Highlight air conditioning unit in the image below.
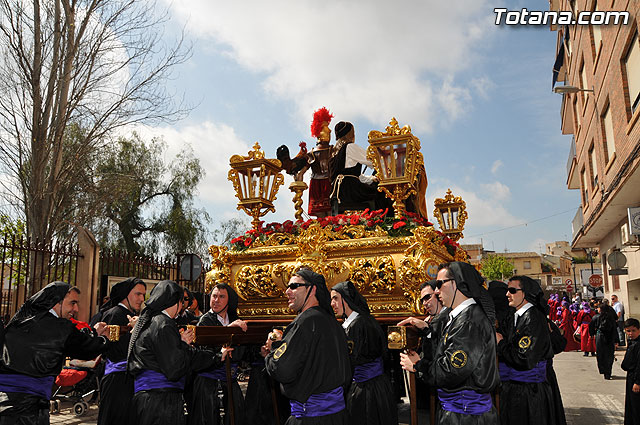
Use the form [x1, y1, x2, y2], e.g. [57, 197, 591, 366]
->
[621, 223, 640, 246]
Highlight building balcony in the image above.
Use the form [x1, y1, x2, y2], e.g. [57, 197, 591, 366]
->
[566, 137, 580, 189]
[571, 207, 584, 246]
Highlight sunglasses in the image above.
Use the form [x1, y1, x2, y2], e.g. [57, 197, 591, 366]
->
[420, 293, 433, 303]
[507, 287, 524, 294]
[435, 278, 455, 289]
[183, 297, 190, 301]
[287, 282, 312, 290]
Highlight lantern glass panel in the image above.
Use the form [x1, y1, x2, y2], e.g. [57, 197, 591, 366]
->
[377, 145, 393, 179]
[394, 143, 407, 178]
[451, 208, 459, 231]
[442, 209, 451, 230]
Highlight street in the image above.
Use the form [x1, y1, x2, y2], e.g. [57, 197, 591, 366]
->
[50, 348, 628, 425]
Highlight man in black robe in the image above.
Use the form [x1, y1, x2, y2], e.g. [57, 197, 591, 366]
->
[590, 302, 619, 380]
[128, 280, 230, 425]
[402, 262, 499, 424]
[622, 318, 640, 425]
[187, 283, 248, 425]
[97, 277, 146, 425]
[265, 269, 351, 425]
[330, 280, 397, 425]
[177, 287, 197, 326]
[0, 281, 111, 425]
[496, 275, 556, 425]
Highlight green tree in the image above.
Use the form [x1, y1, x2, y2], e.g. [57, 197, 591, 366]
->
[89, 133, 210, 257]
[211, 218, 250, 248]
[480, 254, 515, 281]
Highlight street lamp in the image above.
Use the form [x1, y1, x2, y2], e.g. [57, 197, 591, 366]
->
[552, 85, 594, 94]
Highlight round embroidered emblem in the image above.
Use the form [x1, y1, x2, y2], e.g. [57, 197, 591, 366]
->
[450, 350, 467, 368]
[518, 336, 531, 350]
[274, 342, 287, 359]
[347, 340, 354, 355]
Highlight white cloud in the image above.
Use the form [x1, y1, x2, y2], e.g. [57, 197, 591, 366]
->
[527, 238, 547, 254]
[490, 159, 503, 174]
[480, 181, 510, 201]
[166, 0, 495, 132]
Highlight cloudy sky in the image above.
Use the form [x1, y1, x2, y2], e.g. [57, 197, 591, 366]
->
[140, 0, 581, 253]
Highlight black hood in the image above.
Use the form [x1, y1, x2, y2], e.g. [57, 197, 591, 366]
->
[294, 268, 333, 315]
[513, 275, 549, 315]
[331, 281, 370, 316]
[128, 280, 182, 360]
[100, 277, 146, 312]
[448, 262, 495, 323]
[8, 281, 70, 327]
[211, 283, 240, 322]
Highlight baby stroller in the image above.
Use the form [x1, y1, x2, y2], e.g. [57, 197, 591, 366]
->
[50, 356, 102, 416]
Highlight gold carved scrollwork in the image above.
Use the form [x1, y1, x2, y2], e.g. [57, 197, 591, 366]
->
[397, 226, 453, 313]
[348, 257, 396, 294]
[206, 245, 232, 292]
[235, 265, 284, 299]
[367, 117, 412, 139]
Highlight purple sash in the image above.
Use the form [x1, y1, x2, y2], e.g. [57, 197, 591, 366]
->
[437, 389, 493, 415]
[353, 357, 383, 383]
[498, 361, 512, 381]
[198, 364, 238, 382]
[104, 359, 127, 375]
[290, 387, 345, 418]
[0, 373, 55, 399]
[502, 360, 547, 383]
[134, 369, 185, 393]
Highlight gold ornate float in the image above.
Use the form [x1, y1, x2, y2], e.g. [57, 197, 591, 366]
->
[208, 119, 469, 319]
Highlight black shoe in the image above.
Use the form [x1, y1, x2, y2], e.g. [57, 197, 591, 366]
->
[604, 375, 611, 380]
[591, 352, 596, 356]
[583, 352, 589, 356]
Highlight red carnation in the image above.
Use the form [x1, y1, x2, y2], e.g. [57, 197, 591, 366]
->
[393, 221, 407, 230]
[231, 237, 242, 244]
[244, 238, 252, 247]
[350, 216, 360, 225]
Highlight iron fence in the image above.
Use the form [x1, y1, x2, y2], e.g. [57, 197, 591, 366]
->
[0, 235, 81, 324]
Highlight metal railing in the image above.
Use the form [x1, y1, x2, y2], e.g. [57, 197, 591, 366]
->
[571, 207, 584, 244]
[0, 235, 81, 324]
[566, 137, 576, 178]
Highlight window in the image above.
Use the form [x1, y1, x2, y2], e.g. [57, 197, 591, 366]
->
[601, 103, 615, 163]
[580, 60, 589, 107]
[625, 32, 640, 114]
[581, 167, 588, 204]
[524, 261, 531, 269]
[588, 144, 598, 189]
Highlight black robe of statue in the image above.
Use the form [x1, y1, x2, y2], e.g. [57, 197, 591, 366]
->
[185, 311, 246, 425]
[425, 303, 500, 425]
[329, 142, 391, 213]
[128, 314, 220, 425]
[497, 306, 555, 425]
[266, 306, 351, 425]
[343, 314, 397, 425]
[622, 336, 640, 425]
[97, 304, 135, 425]
[0, 312, 109, 425]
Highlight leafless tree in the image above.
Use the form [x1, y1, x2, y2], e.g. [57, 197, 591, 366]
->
[0, 0, 189, 243]
[0, 0, 189, 292]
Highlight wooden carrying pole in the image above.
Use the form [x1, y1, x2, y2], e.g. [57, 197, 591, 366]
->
[225, 355, 236, 425]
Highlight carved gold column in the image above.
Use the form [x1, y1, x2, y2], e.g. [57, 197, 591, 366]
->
[289, 181, 308, 221]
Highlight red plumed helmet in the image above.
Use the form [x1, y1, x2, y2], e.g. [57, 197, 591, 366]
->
[310, 107, 333, 138]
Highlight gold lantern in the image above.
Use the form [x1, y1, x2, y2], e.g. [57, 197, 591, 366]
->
[366, 118, 424, 219]
[433, 189, 468, 241]
[228, 143, 284, 230]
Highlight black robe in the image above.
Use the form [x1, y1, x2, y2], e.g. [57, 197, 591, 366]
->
[98, 304, 136, 425]
[621, 336, 640, 425]
[266, 306, 351, 425]
[425, 303, 499, 425]
[185, 311, 246, 425]
[128, 313, 220, 425]
[0, 311, 109, 424]
[343, 314, 397, 425]
[546, 319, 567, 425]
[591, 309, 619, 378]
[497, 305, 555, 425]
